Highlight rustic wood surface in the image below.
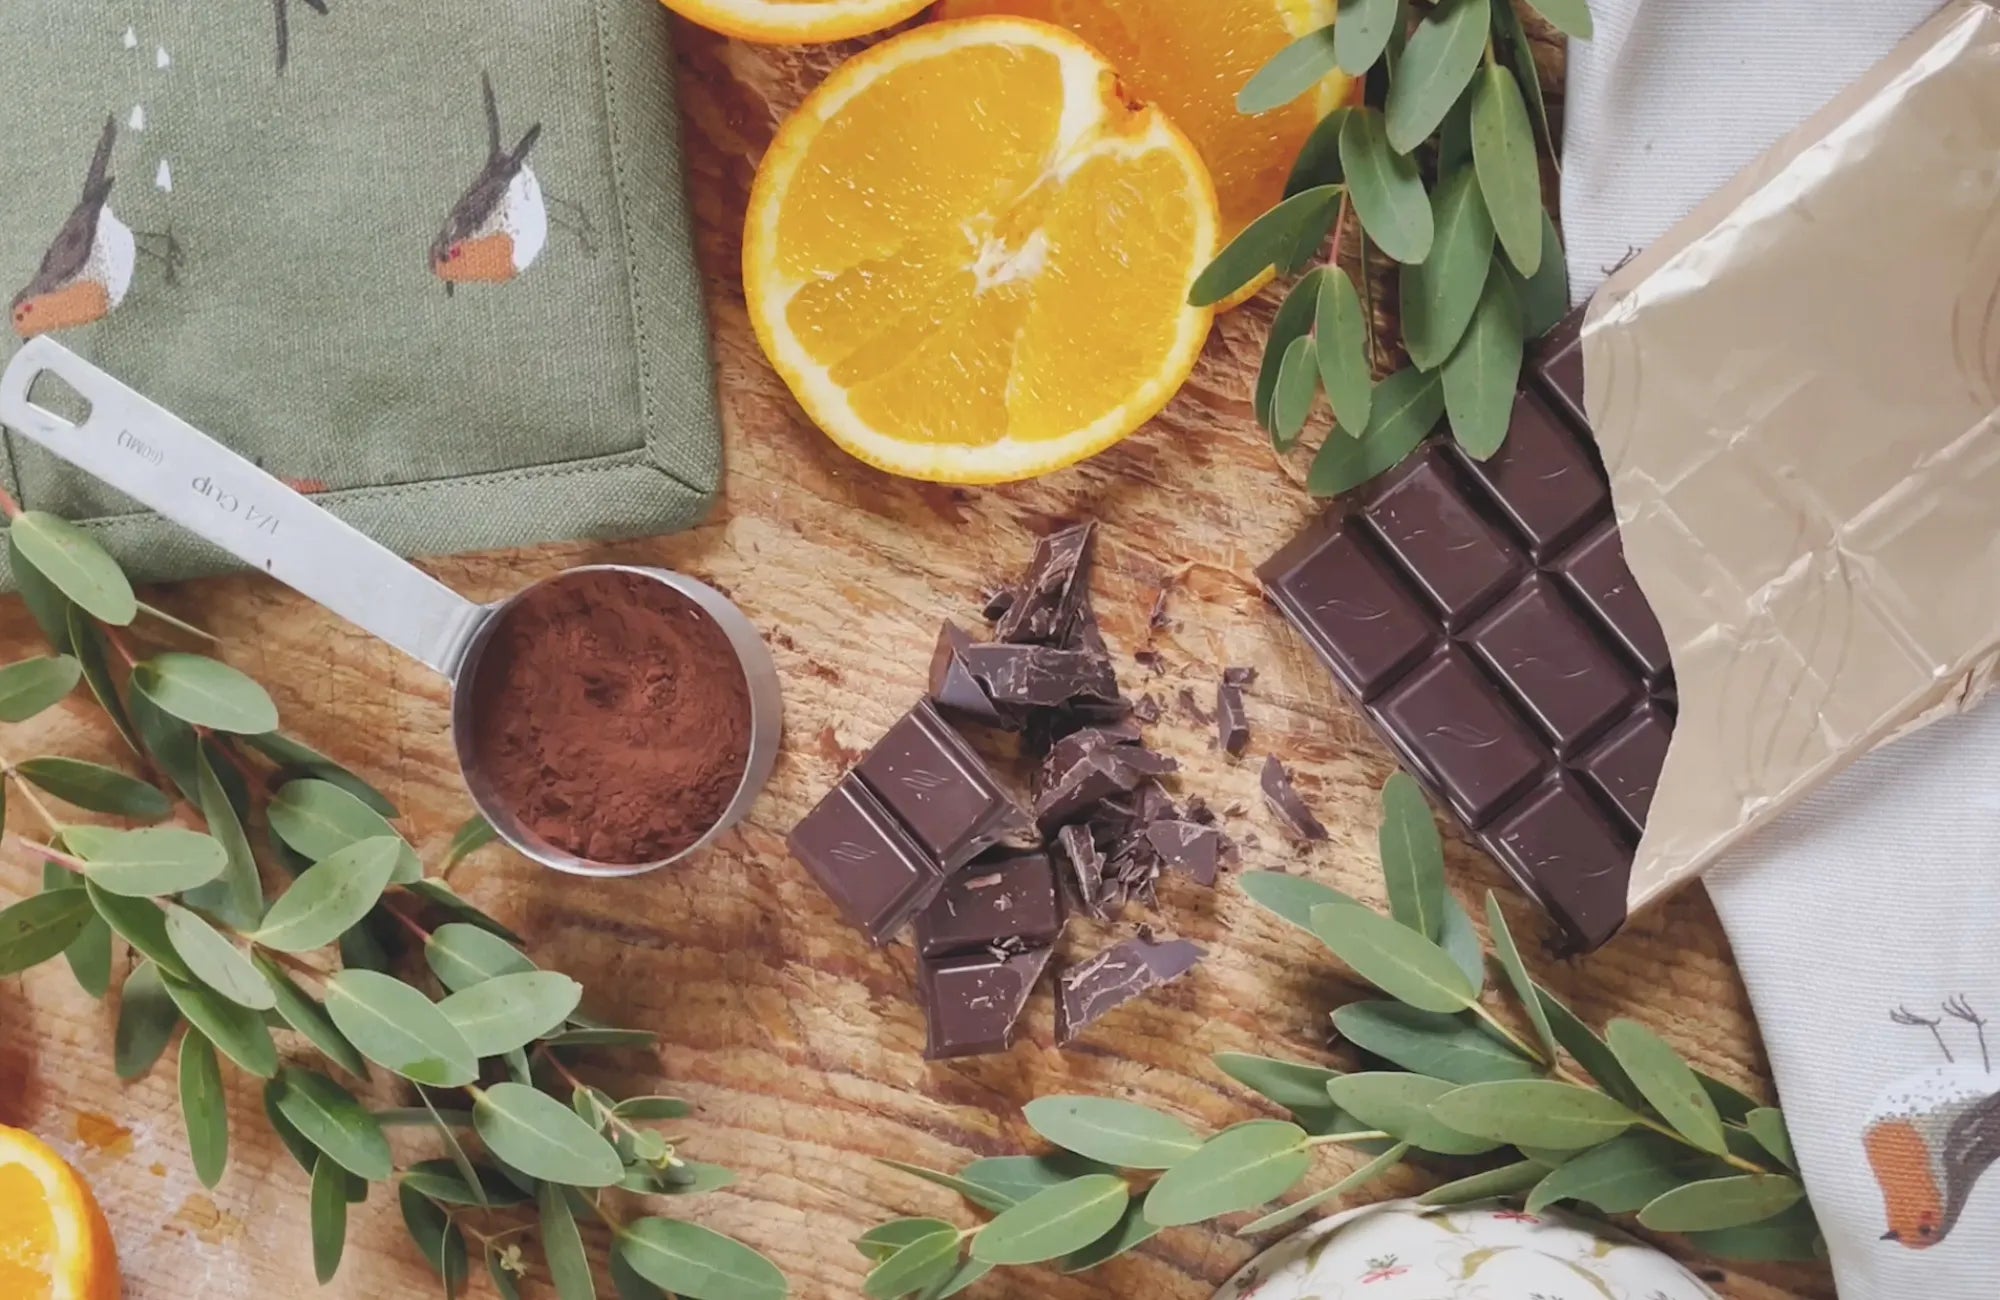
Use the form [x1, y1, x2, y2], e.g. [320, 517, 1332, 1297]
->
[0, 15, 1834, 1300]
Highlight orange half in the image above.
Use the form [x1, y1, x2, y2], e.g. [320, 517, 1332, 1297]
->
[0, 1125, 119, 1300]
[660, 0, 933, 44]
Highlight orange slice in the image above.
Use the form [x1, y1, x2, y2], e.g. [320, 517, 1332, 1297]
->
[938, 0, 1349, 308]
[660, 0, 932, 44]
[744, 18, 1220, 483]
[0, 1125, 119, 1300]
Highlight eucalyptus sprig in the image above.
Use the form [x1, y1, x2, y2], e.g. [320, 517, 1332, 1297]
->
[1197, 0, 1581, 493]
[857, 773, 1822, 1297]
[0, 501, 787, 1300]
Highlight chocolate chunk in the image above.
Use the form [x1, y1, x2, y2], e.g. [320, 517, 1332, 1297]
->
[1133, 693, 1163, 724]
[981, 587, 1016, 622]
[1035, 747, 1178, 831]
[927, 621, 1013, 730]
[856, 701, 1030, 871]
[919, 946, 1052, 1059]
[1260, 756, 1328, 842]
[1144, 820, 1223, 886]
[1454, 389, 1607, 562]
[1055, 935, 1204, 1044]
[1487, 775, 1630, 950]
[1055, 824, 1108, 919]
[1133, 649, 1166, 675]
[1465, 576, 1634, 755]
[1177, 686, 1213, 725]
[1134, 780, 1179, 826]
[1260, 517, 1437, 699]
[961, 643, 1119, 709]
[1216, 676, 1251, 757]
[787, 780, 947, 946]
[1037, 724, 1142, 793]
[914, 848, 1064, 959]
[1529, 306, 1589, 431]
[1184, 795, 1215, 825]
[1064, 587, 1110, 657]
[995, 522, 1095, 645]
[1223, 666, 1258, 688]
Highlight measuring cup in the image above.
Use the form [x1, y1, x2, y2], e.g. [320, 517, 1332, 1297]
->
[0, 337, 783, 878]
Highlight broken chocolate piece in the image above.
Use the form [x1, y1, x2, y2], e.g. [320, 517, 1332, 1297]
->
[1055, 824, 1108, 920]
[914, 848, 1064, 959]
[995, 522, 1095, 645]
[1177, 686, 1213, 725]
[1055, 935, 1205, 1045]
[927, 621, 1013, 730]
[1144, 820, 1224, 887]
[1133, 649, 1166, 676]
[1038, 724, 1142, 793]
[1260, 755, 1329, 842]
[1133, 693, 1163, 724]
[961, 644, 1119, 709]
[1222, 666, 1258, 688]
[856, 700, 1030, 870]
[788, 780, 946, 946]
[1216, 674, 1251, 758]
[1134, 780, 1179, 825]
[1184, 795, 1215, 825]
[1035, 746, 1179, 832]
[980, 587, 1016, 622]
[919, 946, 1052, 1060]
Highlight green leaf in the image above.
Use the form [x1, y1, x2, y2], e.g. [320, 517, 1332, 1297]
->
[1332, 1002, 1538, 1084]
[324, 970, 477, 1086]
[1024, 1096, 1203, 1170]
[1238, 1141, 1409, 1235]
[1314, 268, 1373, 432]
[1437, 891, 1485, 993]
[1523, 0, 1593, 40]
[162, 971, 277, 1076]
[265, 1081, 321, 1173]
[1239, 871, 1360, 931]
[11, 532, 75, 652]
[972, 1174, 1130, 1266]
[1699, 1073, 1763, 1125]
[1470, 65, 1542, 275]
[1509, 210, 1569, 337]
[1309, 902, 1475, 1012]
[539, 1180, 597, 1300]
[163, 904, 273, 1009]
[87, 881, 190, 980]
[242, 732, 399, 817]
[1238, 24, 1340, 114]
[419, 1088, 499, 1209]
[1254, 268, 1329, 427]
[1144, 1121, 1309, 1226]
[931, 1256, 992, 1297]
[178, 1030, 229, 1188]
[125, 685, 200, 801]
[402, 879, 522, 944]
[0, 887, 95, 975]
[858, 1218, 959, 1263]
[9, 511, 136, 624]
[1639, 1174, 1806, 1232]
[1745, 1108, 1797, 1169]
[959, 1153, 1111, 1207]
[1525, 1130, 1713, 1214]
[0, 656, 82, 722]
[1309, 366, 1443, 495]
[1401, 167, 1495, 369]
[473, 1082, 624, 1187]
[439, 971, 582, 1057]
[863, 1229, 959, 1300]
[1442, 269, 1525, 458]
[615, 1096, 693, 1121]
[1335, 0, 1402, 73]
[1270, 333, 1321, 450]
[1384, 0, 1491, 154]
[399, 1183, 469, 1293]
[65, 826, 227, 897]
[1536, 986, 1650, 1111]
[256, 955, 367, 1077]
[130, 653, 278, 734]
[1417, 1159, 1546, 1206]
[42, 862, 111, 998]
[607, 1249, 665, 1300]
[1326, 1073, 1501, 1155]
[1214, 1052, 1343, 1116]
[877, 1159, 1018, 1214]
[1606, 1018, 1727, 1155]
[310, 1155, 349, 1284]
[272, 1065, 394, 1179]
[1285, 108, 1349, 196]
[1430, 1079, 1642, 1148]
[67, 608, 142, 757]
[252, 837, 402, 953]
[181, 748, 264, 930]
[1492, 0, 1557, 161]
[1684, 1200, 1825, 1263]
[1340, 108, 1432, 263]
[540, 1026, 657, 1049]
[1377, 773, 1444, 939]
[16, 757, 170, 820]
[1485, 895, 1559, 1068]
[443, 815, 498, 873]
[1191, 185, 1342, 309]
[268, 780, 418, 880]
[1060, 1191, 1160, 1271]
[617, 1218, 789, 1300]
[114, 959, 181, 1079]
[1437, 79, 1476, 172]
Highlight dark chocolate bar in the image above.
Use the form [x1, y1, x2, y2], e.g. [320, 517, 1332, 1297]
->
[919, 947, 1052, 1059]
[914, 848, 1063, 959]
[1257, 306, 1672, 950]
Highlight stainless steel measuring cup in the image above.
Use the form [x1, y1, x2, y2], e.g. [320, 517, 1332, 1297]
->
[0, 337, 782, 877]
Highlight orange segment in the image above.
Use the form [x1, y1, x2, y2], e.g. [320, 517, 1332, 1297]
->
[659, 0, 933, 44]
[0, 1126, 120, 1300]
[746, 18, 1219, 482]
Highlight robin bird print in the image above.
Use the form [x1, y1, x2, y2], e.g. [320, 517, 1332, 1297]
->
[430, 74, 548, 292]
[1865, 997, 2000, 1249]
[11, 118, 179, 340]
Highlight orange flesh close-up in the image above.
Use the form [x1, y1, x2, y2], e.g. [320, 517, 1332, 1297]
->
[0, 1162, 58, 1299]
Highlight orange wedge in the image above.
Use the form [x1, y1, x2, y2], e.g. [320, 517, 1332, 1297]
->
[938, 0, 1349, 307]
[0, 1125, 119, 1300]
[661, 0, 932, 44]
[744, 18, 1220, 483]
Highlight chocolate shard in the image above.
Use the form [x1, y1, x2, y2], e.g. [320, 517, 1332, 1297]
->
[1216, 676, 1251, 758]
[1134, 779, 1179, 826]
[1055, 935, 1204, 1045]
[1222, 666, 1258, 688]
[1055, 823, 1108, 920]
[1133, 693, 1163, 724]
[1064, 586, 1110, 658]
[914, 848, 1064, 959]
[1177, 686, 1213, 725]
[1037, 724, 1142, 794]
[1144, 820, 1224, 887]
[1035, 747, 1179, 832]
[927, 621, 1015, 731]
[962, 643, 1119, 709]
[787, 780, 947, 946]
[995, 521, 1096, 645]
[1133, 649, 1166, 676]
[1148, 581, 1175, 632]
[1260, 755, 1329, 842]
[1184, 794, 1215, 825]
[855, 700, 1032, 872]
[980, 587, 1017, 623]
[919, 946, 1052, 1060]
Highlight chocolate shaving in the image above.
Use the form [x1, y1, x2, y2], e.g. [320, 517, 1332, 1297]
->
[1147, 582, 1175, 632]
[1216, 675, 1251, 758]
[995, 522, 1095, 645]
[1177, 686, 1213, 725]
[1055, 934, 1205, 1045]
[1035, 746, 1178, 831]
[1133, 693, 1163, 724]
[1133, 649, 1166, 676]
[1260, 755, 1328, 841]
[1223, 666, 1258, 688]
[1055, 824, 1108, 920]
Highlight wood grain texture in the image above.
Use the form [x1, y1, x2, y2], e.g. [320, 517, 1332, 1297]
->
[0, 11, 1832, 1300]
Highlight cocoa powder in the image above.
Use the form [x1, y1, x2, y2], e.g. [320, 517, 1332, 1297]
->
[467, 570, 752, 865]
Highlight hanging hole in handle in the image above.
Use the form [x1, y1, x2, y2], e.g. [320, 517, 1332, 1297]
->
[22, 368, 93, 429]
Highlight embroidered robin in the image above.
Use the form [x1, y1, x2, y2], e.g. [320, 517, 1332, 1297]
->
[430, 74, 548, 291]
[1866, 997, 2000, 1248]
[11, 119, 180, 340]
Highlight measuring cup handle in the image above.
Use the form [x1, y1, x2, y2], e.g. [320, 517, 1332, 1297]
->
[0, 338, 486, 676]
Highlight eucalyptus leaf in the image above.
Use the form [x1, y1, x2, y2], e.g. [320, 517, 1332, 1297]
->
[1326, 1072, 1501, 1155]
[66, 826, 227, 897]
[11, 533, 75, 652]
[243, 732, 399, 817]
[1340, 108, 1432, 263]
[1022, 1095, 1201, 1169]
[255, 955, 367, 1076]
[1437, 84, 1476, 173]
[1470, 66, 1543, 279]
[1401, 167, 1495, 370]
[1335, 0, 1401, 74]
[264, 1082, 321, 1174]
[1309, 902, 1475, 1013]
[1699, 1073, 1763, 1125]
[1309, 366, 1442, 496]
[1191, 186, 1342, 309]
[972, 1174, 1131, 1266]
[1214, 1052, 1343, 1116]
[402, 879, 523, 944]
[0, 656, 82, 722]
[114, 959, 181, 1079]
[858, 1218, 959, 1262]
[1060, 1191, 1160, 1271]
[863, 1229, 959, 1300]
[399, 1184, 469, 1293]
[1314, 268, 1372, 431]
[439, 971, 582, 1057]
[126, 685, 201, 801]
[68, 617, 142, 768]
[1144, 1120, 1309, 1227]
[538, 1180, 597, 1300]
[1417, 1159, 1546, 1206]
[1271, 333, 1321, 450]
[1285, 108, 1349, 196]
[1536, 985, 1650, 1112]
[878, 1159, 1017, 1214]
[421, 1087, 498, 1210]
[960, 1153, 1111, 1207]
[615, 1096, 693, 1120]
[1239, 871, 1360, 931]
[1437, 891, 1485, 993]
[443, 815, 498, 874]
[1383, 0, 1491, 154]
[130, 653, 279, 733]
[178, 1030, 229, 1188]
[181, 748, 264, 930]
[16, 757, 170, 819]
[163, 904, 274, 1010]
[311, 1155, 349, 1283]
[0, 887, 95, 975]
[1254, 269, 1328, 428]
[324, 969, 477, 1086]
[1492, 0, 1557, 161]
[272, 1065, 394, 1179]
[1639, 1174, 1805, 1232]
[1684, 1200, 1825, 1263]
[161, 972, 278, 1076]
[617, 1217, 789, 1300]
[1606, 1018, 1727, 1154]
[1378, 773, 1444, 939]
[1238, 1141, 1409, 1235]
[932, 1257, 993, 1298]
[1746, 1108, 1797, 1170]
[608, 1250, 666, 1300]
[1525, 1130, 1712, 1214]
[1485, 894, 1560, 1068]
[1238, 24, 1339, 115]
[1524, 0, 1593, 39]
[253, 837, 403, 952]
[1510, 210, 1569, 337]
[474, 1082, 624, 1187]
[541, 1026, 657, 1049]
[1332, 1002, 1538, 1084]
[87, 881, 191, 980]
[268, 780, 418, 880]
[9, 511, 136, 624]
[42, 862, 110, 998]
[1441, 270, 1525, 459]
[1430, 1079, 1641, 1148]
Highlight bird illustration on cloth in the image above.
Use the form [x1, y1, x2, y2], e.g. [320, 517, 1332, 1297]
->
[1865, 997, 2000, 1249]
[11, 118, 181, 339]
[430, 74, 549, 291]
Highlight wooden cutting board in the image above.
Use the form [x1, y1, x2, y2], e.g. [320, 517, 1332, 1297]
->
[0, 16, 1833, 1300]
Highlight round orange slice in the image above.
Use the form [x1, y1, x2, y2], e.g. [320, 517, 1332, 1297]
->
[660, 0, 932, 44]
[744, 18, 1220, 483]
[0, 1125, 119, 1300]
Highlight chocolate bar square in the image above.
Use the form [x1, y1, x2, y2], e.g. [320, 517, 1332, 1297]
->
[787, 780, 944, 946]
[914, 848, 1063, 959]
[856, 700, 1024, 872]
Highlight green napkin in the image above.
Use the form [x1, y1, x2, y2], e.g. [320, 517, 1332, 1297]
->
[0, 0, 719, 585]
